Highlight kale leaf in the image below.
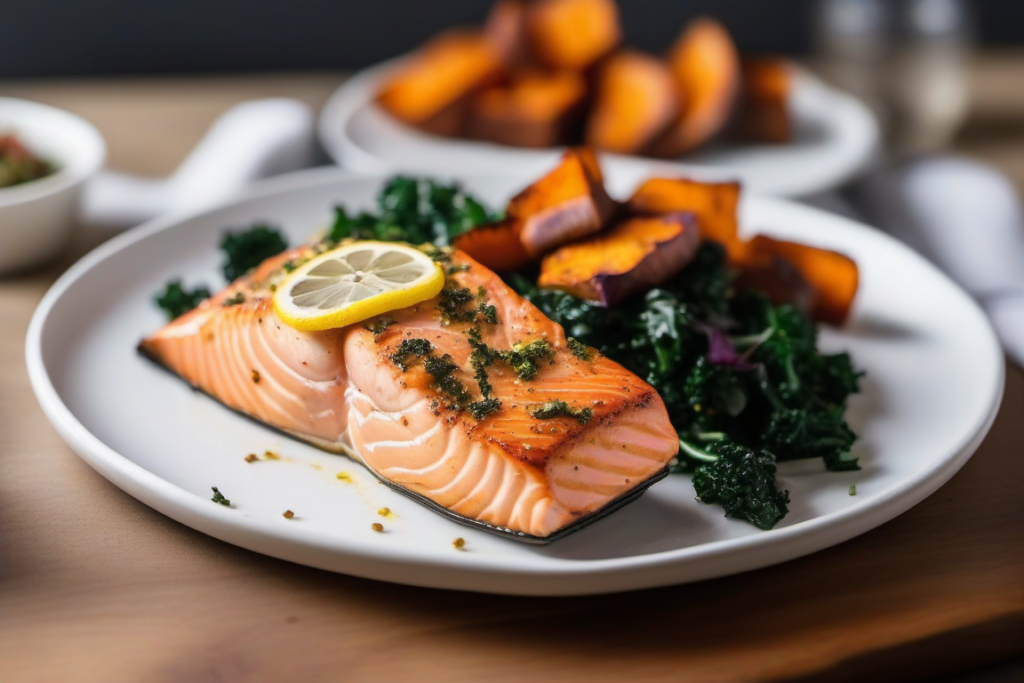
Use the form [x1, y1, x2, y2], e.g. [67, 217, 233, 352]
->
[220, 224, 288, 282]
[327, 176, 493, 246]
[690, 441, 790, 530]
[154, 280, 211, 320]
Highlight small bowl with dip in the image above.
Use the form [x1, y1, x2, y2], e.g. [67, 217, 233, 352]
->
[0, 97, 105, 273]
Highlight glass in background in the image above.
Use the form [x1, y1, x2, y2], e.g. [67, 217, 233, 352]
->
[814, 0, 974, 153]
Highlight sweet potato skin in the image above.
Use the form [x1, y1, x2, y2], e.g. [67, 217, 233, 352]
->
[732, 57, 791, 143]
[376, 30, 503, 137]
[467, 69, 588, 148]
[538, 212, 700, 305]
[648, 18, 740, 157]
[509, 147, 616, 257]
[526, 0, 622, 70]
[733, 249, 816, 316]
[739, 235, 858, 325]
[451, 218, 532, 272]
[585, 50, 680, 155]
[627, 177, 857, 323]
[626, 177, 744, 258]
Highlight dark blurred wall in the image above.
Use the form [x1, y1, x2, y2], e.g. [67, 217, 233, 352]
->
[0, 0, 1021, 79]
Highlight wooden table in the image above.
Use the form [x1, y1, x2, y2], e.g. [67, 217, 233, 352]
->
[2, 60, 1023, 682]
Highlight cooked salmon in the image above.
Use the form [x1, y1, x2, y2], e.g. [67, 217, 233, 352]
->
[140, 246, 679, 540]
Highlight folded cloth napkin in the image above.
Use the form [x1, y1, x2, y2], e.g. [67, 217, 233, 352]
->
[848, 154, 1024, 368]
[82, 98, 316, 229]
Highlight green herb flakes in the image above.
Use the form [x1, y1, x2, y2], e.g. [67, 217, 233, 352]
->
[477, 301, 498, 325]
[364, 317, 397, 337]
[468, 398, 502, 420]
[530, 400, 593, 424]
[437, 284, 477, 323]
[566, 337, 593, 361]
[390, 338, 433, 371]
[423, 354, 473, 408]
[499, 339, 554, 382]
[211, 487, 231, 506]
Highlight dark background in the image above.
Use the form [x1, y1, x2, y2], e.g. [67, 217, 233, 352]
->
[1, 0, 1022, 79]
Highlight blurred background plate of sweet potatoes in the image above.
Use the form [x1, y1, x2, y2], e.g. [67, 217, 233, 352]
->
[318, 0, 880, 198]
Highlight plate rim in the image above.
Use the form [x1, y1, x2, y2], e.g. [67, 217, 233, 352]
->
[26, 167, 1005, 595]
[317, 58, 880, 198]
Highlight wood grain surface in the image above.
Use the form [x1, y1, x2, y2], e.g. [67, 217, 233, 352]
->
[1, 59, 1023, 683]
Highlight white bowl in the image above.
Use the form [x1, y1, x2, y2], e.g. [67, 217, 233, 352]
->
[0, 97, 105, 273]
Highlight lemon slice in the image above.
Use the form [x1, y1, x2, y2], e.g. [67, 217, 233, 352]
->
[273, 242, 444, 331]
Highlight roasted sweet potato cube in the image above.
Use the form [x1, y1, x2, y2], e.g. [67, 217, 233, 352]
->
[740, 235, 859, 325]
[733, 249, 816, 316]
[626, 177, 744, 258]
[467, 69, 588, 148]
[508, 147, 616, 257]
[526, 0, 621, 70]
[585, 50, 680, 155]
[484, 0, 531, 66]
[732, 57, 791, 143]
[538, 213, 701, 306]
[575, 143, 605, 184]
[376, 30, 503, 137]
[451, 218, 532, 272]
[648, 18, 740, 157]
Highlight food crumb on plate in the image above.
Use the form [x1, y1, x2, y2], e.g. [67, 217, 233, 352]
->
[452, 537, 466, 550]
[211, 486, 231, 506]
[244, 453, 258, 463]
[849, 484, 857, 496]
[283, 509, 295, 519]
[371, 522, 384, 533]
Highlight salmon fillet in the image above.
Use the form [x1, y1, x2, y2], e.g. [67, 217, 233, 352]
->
[140, 245, 679, 540]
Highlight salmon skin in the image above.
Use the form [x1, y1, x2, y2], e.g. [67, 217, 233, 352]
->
[140, 244, 680, 541]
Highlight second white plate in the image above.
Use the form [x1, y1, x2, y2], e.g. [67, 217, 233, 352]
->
[318, 59, 880, 198]
[27, 168, 1001, 596]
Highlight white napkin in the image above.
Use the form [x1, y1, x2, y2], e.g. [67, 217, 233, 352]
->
[82, 98, 316, 228]
[850, 154, 1024, 368]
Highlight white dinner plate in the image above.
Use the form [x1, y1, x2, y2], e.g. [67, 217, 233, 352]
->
[318, 58, 880, 198]
[27, 167, 1002, 596]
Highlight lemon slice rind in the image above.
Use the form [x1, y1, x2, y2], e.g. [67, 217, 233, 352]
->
[272, 242, 444, 331]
